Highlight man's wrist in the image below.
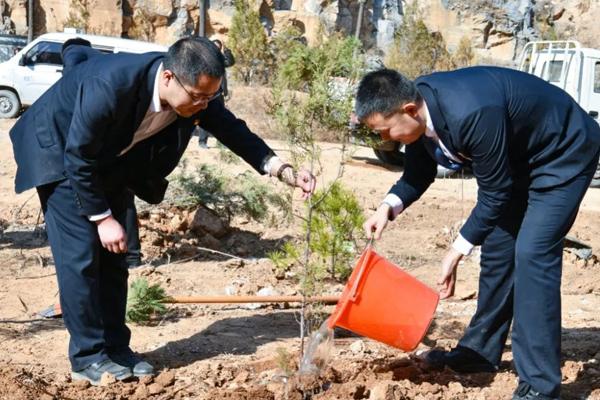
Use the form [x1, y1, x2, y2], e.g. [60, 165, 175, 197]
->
[379, 202, 393, 220]
[452, 234, 474, 256]
[88, 209, 112, 222]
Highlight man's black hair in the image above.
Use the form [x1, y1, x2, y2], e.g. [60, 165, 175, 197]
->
[163, 36, 225, 86]
[355, 68, 422, 121]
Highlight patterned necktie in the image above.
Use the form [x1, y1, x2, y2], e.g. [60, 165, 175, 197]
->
[421, 136, 464, 171]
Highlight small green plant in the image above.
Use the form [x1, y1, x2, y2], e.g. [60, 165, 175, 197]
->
[309, 182, 365, 280]
[126, 278, 168, 324]
[216, 142, 242, 165]
[275, 347, 294, 377]
[228, 0, 270, 84]
[175, 164, 290, 223]
[268, 182, 364, 281]
[268, 241, 300, 274]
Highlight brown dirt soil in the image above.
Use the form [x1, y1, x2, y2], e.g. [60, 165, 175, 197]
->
[1, 86, 600, 399]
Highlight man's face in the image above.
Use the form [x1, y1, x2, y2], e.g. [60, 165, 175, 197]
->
[161, 70, 222, 117]
[363, 103, 425, 145]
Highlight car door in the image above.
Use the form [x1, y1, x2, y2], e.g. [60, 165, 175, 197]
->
[14, 40, 64, 106]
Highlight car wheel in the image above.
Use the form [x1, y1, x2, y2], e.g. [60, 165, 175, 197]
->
[373, 143, 404, 166]
[437, 165, 457, 178]
[590, 163, 600, 188]
[0, 89, 21, 119]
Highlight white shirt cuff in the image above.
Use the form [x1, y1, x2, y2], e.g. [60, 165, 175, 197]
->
[452, 233, 474, 256]
[88, 210, 112, 221]
[382, 193, 404, 219]
[263, 156, 281, 175]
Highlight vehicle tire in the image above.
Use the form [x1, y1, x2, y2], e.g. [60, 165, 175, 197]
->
[590, 163, 600, 188]
[373, 143, 404, 166]
[437, 165, 457, 178]
[0, 89, 21, 119]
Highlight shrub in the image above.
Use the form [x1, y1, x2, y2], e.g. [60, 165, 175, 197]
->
[174, 164, 289, 223]
[126, 278, 168, 324]
[228, 0, 270, 84]
[385, 3, 454, 79]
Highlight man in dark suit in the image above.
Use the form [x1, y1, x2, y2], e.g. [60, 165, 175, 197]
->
[357, 67, 600, 400]
[10, 37, 315, 385]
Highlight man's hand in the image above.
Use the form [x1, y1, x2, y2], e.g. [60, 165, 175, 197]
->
[279, 166, 316, 199]
[363, 203, 391, 240]
[96, 215, 127, 254]
[438, 247, 463, 299]
[294, 168, 316, 199]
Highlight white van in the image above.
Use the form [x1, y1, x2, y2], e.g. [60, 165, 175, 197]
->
[0, 32, 167, 118]
[518, 40, 600, 187]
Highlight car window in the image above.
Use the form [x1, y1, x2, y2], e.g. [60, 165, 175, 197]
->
[24, 41, 63, 66]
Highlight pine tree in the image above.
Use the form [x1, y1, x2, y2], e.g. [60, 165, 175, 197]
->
[228, 0, 270, 84]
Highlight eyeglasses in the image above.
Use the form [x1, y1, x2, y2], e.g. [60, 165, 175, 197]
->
[172, 73, 222, 105]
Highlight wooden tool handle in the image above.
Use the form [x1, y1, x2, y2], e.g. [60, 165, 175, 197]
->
[165, 295, 340, 304]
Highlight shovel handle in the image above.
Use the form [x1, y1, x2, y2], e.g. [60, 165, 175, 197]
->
[165, 295, 340, 304]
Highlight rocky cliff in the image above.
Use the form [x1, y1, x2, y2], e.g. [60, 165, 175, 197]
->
[2, 0, 600, 64]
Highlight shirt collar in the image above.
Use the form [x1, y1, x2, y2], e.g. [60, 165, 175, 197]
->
[422, 101, 437, 139]
[150, 63, 165, 113]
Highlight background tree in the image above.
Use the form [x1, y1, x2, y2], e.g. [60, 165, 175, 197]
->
[228, 0, 270, 84]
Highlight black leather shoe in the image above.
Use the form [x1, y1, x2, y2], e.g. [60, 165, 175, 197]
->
[425, 345, 498, 373]
[512, 382, 558, 400]
[71, 359, 132, 386]
[109, 348, 154, 377]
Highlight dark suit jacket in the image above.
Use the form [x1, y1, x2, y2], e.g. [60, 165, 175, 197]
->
[10, 43, 274, 215]
[388, 66, 600, 246]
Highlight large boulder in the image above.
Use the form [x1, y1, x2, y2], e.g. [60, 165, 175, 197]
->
[188, 206, 229, 238]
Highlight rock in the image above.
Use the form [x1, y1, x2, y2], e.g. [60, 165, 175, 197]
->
[72, 379, 91, 389]
[99, 372, 117, 386]
[392, 365, 419, 381]
[139, 375, 154, 385]
[368, 380, 397, 400]
[199, 233, 222, 250]
[222, 258, 245, 269]
[420, 382, 441, 395]
[349, 339, 366, 354]
[189, 206, 229, 238]
[155, 369, 176, 387]
[40, 394, 53, 400]
[169, 214, 188, 232]
[133, 384, 150, 399]
[448, 381, 464, 394]
[587, 367, 600, 377]
[45, 386, 59, 395]
[256, 286, 277, 296]
[148, 382, 164, 394]
[233, 370, 250, 383]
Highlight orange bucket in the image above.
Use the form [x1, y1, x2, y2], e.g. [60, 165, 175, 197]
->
[328, 246, 439, 351]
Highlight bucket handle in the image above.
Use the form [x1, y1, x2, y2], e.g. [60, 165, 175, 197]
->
[349, 238, 374, 302]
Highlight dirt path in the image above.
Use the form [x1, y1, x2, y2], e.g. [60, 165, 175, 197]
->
[1, 105, 599, 399]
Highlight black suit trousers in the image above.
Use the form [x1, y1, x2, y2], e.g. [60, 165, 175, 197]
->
[37, 179, 132, 371]
[458, 151, 599, 397]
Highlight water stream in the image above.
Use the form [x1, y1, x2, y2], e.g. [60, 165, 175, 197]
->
[298, 318, 334, 375]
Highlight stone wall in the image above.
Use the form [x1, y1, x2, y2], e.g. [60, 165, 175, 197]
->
[3, 0, 600, 65]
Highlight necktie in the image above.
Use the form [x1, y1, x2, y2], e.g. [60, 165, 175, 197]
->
[421, 136, 464, 171]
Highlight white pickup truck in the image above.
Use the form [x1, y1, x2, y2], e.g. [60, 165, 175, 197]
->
[0, 32, 166, 119]
[518, 40, 600, 187]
